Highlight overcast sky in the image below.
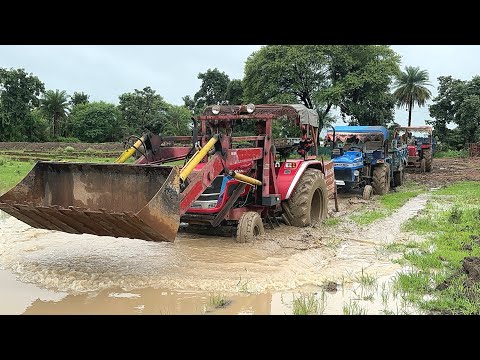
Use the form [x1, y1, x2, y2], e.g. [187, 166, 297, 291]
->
[1, 45, 479, 128]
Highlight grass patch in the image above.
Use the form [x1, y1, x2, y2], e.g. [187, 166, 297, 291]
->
[354, 268, 378, 288]
[0, 157, 138, 195]
[292, 292, 325, 315]
[380, 190, 425, 211]
[324, 218, 340, 227]
[435, 181, 480, 205]
[0, 159, 35, 195]
[394, 181, 480, 314]
[342, 300, 368, 315]
[351, 185, 426, 225]
[350, 210, 385, 225]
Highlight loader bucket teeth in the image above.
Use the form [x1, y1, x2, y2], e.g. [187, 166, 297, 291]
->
[0, 161, 181, 242]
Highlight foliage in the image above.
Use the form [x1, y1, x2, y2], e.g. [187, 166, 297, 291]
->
[162, 104, 192, 136]
[118, 86, 169, 135]
[0, 68, 45, 141]
[55, 136, 81, 143]
[393, 66, 432, 127]
[40, 89, 70, 137]
[243, 45, 400, 129]
[30, 108, 51, 141]
[429, 75, 480, 147]
[193, 68, 230, 111]
[184, 69, 245, 116]
[434, 149, 468, 158]
[64, 146, 75, 153]
[69, 102, 124, 142]
[70, 91, 90, 106]
[225, 79, 244, 105]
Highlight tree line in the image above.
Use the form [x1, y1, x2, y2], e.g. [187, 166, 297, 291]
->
[1, 45, 479, 148]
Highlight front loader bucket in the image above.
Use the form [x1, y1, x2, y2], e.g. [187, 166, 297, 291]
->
[0, 161, 180, 242]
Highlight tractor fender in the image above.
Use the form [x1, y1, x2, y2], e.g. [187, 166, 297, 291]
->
[277, 160, 327, 200]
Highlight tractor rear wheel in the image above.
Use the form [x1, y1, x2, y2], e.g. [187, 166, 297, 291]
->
[420, 158, 426, 173]
[282, 169, 328, 227]
[372, 163, 390, 195]
[393, 168, 404, 186]
[424, 149, 433, 172]
[236, 211, 264, 243]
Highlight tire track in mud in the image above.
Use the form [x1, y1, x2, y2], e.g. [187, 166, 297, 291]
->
[316, 193, 430, 283]
[0, 193, 430, 296]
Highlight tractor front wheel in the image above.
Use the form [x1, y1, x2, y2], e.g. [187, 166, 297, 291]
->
[393, 168, 404, 186]
[372, 163, 390, 195]
[363, 185, 373, 200]
[236, 211, 264, 243]
[282, 169, 328, 227]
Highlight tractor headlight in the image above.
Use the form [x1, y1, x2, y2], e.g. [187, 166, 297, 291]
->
[212, 105, 220, 115]
[354, 170, 360, 177]
[246, 103, 255, 113]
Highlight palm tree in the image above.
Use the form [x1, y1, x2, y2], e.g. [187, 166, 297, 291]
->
[393, 66, 432, 126]
[41, 89, 70, 137]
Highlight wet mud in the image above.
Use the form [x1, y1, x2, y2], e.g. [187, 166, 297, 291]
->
[1, 156, 479, 314]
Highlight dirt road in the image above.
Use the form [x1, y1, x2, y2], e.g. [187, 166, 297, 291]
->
[0, 156, 478, 314]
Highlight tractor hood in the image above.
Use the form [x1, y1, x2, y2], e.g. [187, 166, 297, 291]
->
[333, 151, 363, 167]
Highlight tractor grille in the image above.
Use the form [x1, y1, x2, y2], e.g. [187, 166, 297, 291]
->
[334, 169, 353, 182]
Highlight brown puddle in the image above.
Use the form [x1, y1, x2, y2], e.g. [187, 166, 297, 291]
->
[0, 194, 429, 315]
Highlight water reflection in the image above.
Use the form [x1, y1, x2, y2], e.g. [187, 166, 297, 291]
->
[24, 287, 274, 315]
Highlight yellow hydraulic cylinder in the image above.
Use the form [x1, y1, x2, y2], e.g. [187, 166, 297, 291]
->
[228, 170, 262, 186]
[179, 135, 219, 181]
[115, 136, 146, 164]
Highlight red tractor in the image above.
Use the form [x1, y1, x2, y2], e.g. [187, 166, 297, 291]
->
[393, 126, 435, 172]
[0, 104, 336, 243]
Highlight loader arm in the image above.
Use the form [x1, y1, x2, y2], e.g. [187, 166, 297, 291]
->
[179, 153, 226, 215]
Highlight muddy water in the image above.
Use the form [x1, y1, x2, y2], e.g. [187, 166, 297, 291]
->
[0, 195, 429, 315]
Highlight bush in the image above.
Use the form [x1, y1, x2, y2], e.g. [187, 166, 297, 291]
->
[85, 147, 96, 154]
[64, 146, 75, 154]
[434, 149, 468, 158]
[56, 136, 81, 143]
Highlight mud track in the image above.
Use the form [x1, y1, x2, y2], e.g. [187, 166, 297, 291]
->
[0, 156, 479, 314]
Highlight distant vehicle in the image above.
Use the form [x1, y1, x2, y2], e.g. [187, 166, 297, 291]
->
[326, 126, 408, 199]
[393, 126, 435, 172]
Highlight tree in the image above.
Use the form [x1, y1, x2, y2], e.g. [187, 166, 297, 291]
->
[184, 68, 236, 115]
[69, 102, 124, 142]
[182, 95, 196, 113]
[243, 45, 400, 129]
[429, 75, 480, 147]
[70, 91, 90, 106]
[0, 68, 44, 141]
[118, 86, 169, 135]
[225, 79, 244, 105]
[428, 76, 463, 140]
[40, 89, 70, 137]
[162, 105, 192, 136]
[30, 109, 51, 142]
[393, 66, 432, 127]
[194, 68, 230, 109]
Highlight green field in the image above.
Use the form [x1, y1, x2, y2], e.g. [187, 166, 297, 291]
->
[394, 181, 480, 314]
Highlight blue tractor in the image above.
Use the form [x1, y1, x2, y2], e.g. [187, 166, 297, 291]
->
[325, 126, 408, 200]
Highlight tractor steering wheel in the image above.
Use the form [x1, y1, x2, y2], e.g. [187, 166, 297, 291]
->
[348, 146, 363, 152]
